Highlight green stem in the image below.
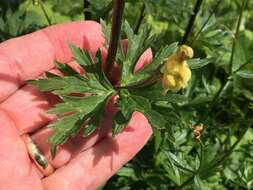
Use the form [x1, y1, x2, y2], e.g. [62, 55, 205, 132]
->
[105, 0, 125, 78]
[190, 0, 222, 45]
[207, 128, 248, 171]
[181, 0, 203, 45]
[84, 0, 91, 20]
[232, 57, 253, 74]
[174, 163, 195, 174]
[210, 0, 247, 106]
[178, 175, 194, 189]
[134, 2, 145, 34]
[209, 78, 229, 107]
[38, 0, 52, 25]
[228, 0, 247, 75]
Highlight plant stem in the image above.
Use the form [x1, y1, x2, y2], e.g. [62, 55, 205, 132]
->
[38, 0, 52, 25]
[233, 57, 253, 73]
[228, 0, 247, 75]
[84, 0, 91, 20]
[190, 0, 222, 45]
[134, 2, 145, 34]
[209, 79, 229, 107]
[210, 0, 247, 106]
[206, 127, 248, 172]
[105, 0, 125, 78]
[181, 0, 203, 45]
[178, 176, 194, 189]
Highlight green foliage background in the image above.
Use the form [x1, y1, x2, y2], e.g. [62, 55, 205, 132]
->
[1, 0, 253, 189]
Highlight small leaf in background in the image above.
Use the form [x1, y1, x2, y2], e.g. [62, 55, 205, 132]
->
[236, 71, 253, 79]
[117, 166, 137, 179]
[193, 175, 207, 190]
[188, 58, 212, 69]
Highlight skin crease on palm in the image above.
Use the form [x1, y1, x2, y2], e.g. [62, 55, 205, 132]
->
[0, 21, 153, 190]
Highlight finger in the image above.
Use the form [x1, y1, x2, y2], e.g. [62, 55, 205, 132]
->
[0, 84, 55, 133]
[0, 41, 152, 133]
[0, 21, 104, 102]
[42, 112, 152, 190]
[0, 69, 115, 169]
[0, 36, 153, 133]
[134, 48, 153, 73]
[0, 109, 43, 190]
[0, 40, 153, 173]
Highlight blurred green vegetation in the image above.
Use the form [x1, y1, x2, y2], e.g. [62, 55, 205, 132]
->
[1, 0, 253, 189]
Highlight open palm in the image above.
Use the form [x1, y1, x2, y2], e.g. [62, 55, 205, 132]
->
[0, 21, 152, 190]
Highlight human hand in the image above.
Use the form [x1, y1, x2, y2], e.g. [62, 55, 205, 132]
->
[0, 21, 152, 190]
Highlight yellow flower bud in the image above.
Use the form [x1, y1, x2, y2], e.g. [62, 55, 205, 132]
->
[162, 45, 193, 93]
[177, 45, 194, 61]
[163, 74, 176, 92]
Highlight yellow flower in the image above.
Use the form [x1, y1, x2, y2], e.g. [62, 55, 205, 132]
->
[162, 45, 193, 93]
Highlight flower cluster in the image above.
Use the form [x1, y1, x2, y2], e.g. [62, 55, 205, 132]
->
[162, 45, 193, 93]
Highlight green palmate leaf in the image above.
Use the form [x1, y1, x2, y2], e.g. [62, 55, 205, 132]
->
[48, 95, 109, 115]
[83, 97, 107, 137]
[112, 111, 129, 137]
[48, 113, 82, 158]
[28, 76, 70, 92]
[94, 50, 113, 90]
[119, 21, 156, 85]
[145, 109, 166, 130]
[198, 142, 221, 173]
[188, 58, 213, 69]
[157, 151, 182, 186]
[29, 46, 112, 96]
[117, 22, 178, 88]
[68, 43, 94, 68]
[48, 93, 112, 158]
[68, 44, 98, 79]
[28, 43, 115, 158]
[167, 152, 195, 174]
[54, 60, 79, 76]
[69, 44, 112, 90]
[118, 89, 166, 130]
[28, 75, 102, 95]
[130, 83, 188, 104]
